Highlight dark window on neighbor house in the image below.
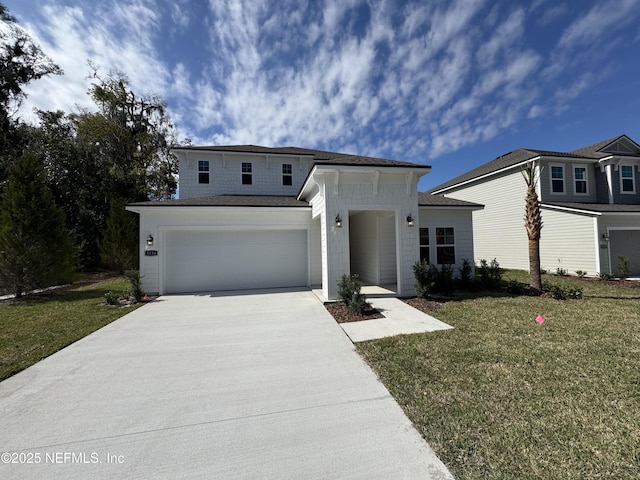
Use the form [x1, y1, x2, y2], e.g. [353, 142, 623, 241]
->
[436, 227, 455, 265]
[242, 162, 252, 185]
[551, 165, 565, 193]
[621, 165, 635, 193]
[574, 166, 587, 194]
[419, 227, 430, 263]
[282, 163, 293, 186]
[198, 160, 209, 184]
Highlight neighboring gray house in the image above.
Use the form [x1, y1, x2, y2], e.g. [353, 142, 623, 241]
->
[430, 134, 640, 276]
[127, 145, 480, 300]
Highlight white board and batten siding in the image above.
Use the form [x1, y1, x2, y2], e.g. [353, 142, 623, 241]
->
[418, 208, 475, 274]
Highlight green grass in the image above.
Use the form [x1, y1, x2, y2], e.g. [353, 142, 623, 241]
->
[0, 274, 142, 381]
[358, 271, 640, 479]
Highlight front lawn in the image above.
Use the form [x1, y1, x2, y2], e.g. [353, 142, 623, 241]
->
[0, 274, 143, 382]
[358, 271, 640, 479]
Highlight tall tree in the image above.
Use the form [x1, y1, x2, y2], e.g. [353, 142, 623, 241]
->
[0, 153, 75, 298]
[99, 198, 138, 274]
[522, 161, 543, 292]
[0, 3, 62, 182]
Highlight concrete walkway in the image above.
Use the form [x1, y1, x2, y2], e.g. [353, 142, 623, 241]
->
[0, 289, 453, 479]
[340, 297, 453, 343]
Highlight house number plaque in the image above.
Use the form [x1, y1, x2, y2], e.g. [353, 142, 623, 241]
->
[145, 250, 158, 256]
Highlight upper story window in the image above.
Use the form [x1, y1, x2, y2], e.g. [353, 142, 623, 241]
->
[620, 165, 635, 193]
[419, 227, 430, 263]
[242, 162, 252, 185]
[436, 227, 455, 265]
[198, 160, 209, 184]
[550, 165, 565, 194]
[282, 164, 293, 186]
[574, 166, 587, 194]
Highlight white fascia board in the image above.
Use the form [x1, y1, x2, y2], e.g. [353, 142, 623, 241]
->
[432, 156, 541, 194]
[169, 147, 314, 160]
[540, 203, 601, 216]
[418, 205, 484, 211]
[125, 205, 310, 214]
[298, 164, 431, 200]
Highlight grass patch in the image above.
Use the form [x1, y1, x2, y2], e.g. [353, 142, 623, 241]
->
[0, 273, 143, 381]
[358, 270, 640, 479]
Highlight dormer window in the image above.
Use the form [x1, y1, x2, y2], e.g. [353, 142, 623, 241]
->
[550, 165, 565, 194]
[282, 164, 293, 186]
[242, 162, 252, 185]
[198, 160, 209, 184]
[574, 166, 587, 194]
[620, 165, 635, 193]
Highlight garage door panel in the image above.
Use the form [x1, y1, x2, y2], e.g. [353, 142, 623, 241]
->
[165, 230, 307, 294]
[609, 231, 640, 277]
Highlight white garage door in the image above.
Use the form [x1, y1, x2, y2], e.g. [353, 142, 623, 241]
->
[165, 230, 308, 293]
[609, 230, 640, 276]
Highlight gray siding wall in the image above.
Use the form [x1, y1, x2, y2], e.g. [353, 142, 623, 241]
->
[594, 168, 610, 203]
[611, 165, 640, 204]
[538, 160, 598, 203]
[349, 211, 379, 283]
[378, 213, 397, 284]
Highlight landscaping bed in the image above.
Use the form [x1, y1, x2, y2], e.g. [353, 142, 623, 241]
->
[325, 302, 384, 323]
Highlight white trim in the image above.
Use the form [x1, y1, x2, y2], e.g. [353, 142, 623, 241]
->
[593, 217, 601, 275]
[573, 164, 588, 195]
[540, 204, 601, 216]
[619, 164, 636, 194]
[126, 206, 310, 214]
[549, 163, 566, 195]
[605, 164, 614, 204]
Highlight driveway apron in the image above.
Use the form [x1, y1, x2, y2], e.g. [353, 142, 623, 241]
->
[0, 289, 453, 479]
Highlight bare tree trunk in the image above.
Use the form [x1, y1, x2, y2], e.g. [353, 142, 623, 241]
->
[529, 238, 542, 292]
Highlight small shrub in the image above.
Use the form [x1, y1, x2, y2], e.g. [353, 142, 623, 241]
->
[459, 258, 473, 289]
[435, 263, 455, 296]
[413, 260, 435, 298]
[543, 281, 583, 300]
[337, 273, 368, 313]
[597, 272, 613, 281]
[540, 268, 548, 275]
[556, 267, 568, 276]
[476, 258, 502, 289]
[575, 270, 587, 278]
[615, 255, 630, 280]
[104, 291, 120, 305]
[124, 269, 144, 303]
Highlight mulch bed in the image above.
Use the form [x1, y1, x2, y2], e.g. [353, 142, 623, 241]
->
[402, 297, 445, 313]
[325, 302, 384, 323]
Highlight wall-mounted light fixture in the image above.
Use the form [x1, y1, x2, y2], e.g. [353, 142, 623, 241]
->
[147, 234, 154, 246]
[406, 214, 415, 227]
[335, 214, 343, 228]
[602, 232, 610, 241]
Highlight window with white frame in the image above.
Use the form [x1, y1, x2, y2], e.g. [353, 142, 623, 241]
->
[574, 166, 587, 194]
[282, 163, 293, 186]
[436, 227, 455, 265]
[198, 160, 209, 184]
[550, 165, 565, 194]
[419, 227, 430, 263]
[242, 162, 252, 185]
[620, 165, 635, 193]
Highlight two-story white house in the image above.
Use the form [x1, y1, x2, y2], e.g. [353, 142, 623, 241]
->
[127, 145, 481, 300]
[430, 135, 640, 277]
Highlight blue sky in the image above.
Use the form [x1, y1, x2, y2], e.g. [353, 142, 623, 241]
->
[4, 0, 640, 191]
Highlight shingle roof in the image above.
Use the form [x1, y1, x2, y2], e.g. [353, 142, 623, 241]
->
[543, 202, 640, 213]
[128, 195, 309, 208]
[431, 135, 639, 193]
[418, 192, 483, 208]
[172, 145, 428, 168]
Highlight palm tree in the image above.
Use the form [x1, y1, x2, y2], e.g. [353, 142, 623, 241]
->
[522, 161, 543, 292]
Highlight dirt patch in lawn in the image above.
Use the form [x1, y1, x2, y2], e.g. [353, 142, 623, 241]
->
[325, 302, 384, 323]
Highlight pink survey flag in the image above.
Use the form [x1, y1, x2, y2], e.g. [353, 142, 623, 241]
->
[535, 315, 545, 324]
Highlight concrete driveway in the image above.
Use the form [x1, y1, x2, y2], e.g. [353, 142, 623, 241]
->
[0, 289, 452, 479]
